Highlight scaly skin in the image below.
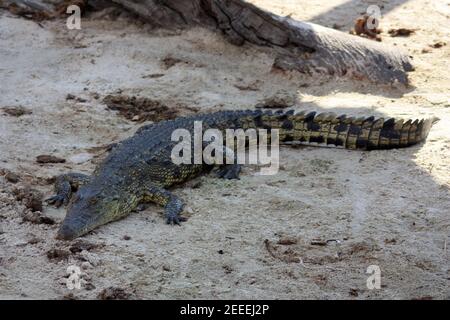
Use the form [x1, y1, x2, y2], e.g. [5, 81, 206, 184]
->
[47, 110, 438, 240]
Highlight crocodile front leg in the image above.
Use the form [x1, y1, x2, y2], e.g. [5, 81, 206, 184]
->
[46, 173, 91, 207]
[143, 185, 187, 225]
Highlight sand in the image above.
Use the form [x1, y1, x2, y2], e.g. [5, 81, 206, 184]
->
[0, 0, 449, 299]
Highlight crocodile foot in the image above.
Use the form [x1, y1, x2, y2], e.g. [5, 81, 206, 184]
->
[45, 194, 69, 208]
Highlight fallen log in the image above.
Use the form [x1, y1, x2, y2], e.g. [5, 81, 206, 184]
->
[111, 0, 414, 85]
[3, 0, 414, 85]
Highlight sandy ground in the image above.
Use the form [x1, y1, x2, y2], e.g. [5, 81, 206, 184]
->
[0, 0, 449, 299]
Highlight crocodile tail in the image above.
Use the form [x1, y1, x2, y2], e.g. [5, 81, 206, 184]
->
[248, 110, 438, 150]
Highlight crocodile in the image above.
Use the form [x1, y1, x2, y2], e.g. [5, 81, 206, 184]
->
[46, 110, 437, 240]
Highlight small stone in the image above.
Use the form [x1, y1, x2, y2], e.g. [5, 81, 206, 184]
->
[222, 265, 233, 274]
[36, 155, 66, 164]
[310, 239, 328, 246]
[97, 287, 131, 300]
[430, 41, 446, 48]
[46, 249, 71, 261]
[2, 106, 32, 117]
[69, 241, 98, 253]
[277, 236, 298, 245]
[349, 288, 359, 297]
[5, 172, 19, 183]
[384, 238, 397, 245]
[25, 197, 43, 213]
[388, 28, 415, 37]
[161, 56, 184, 69]
[22, 211, 41, 224]
[142, 73, 165, 79]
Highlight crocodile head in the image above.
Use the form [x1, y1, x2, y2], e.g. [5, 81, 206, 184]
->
[56, 181, 139, 240]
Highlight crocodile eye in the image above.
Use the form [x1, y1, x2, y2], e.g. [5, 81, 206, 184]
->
[88, 197, 98, 205]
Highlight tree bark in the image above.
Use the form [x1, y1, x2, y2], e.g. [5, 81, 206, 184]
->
[4, 0, 414, 85]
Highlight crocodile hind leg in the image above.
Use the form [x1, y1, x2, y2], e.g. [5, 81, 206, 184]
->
[46, 173, 91, 207]
[143, 185, 187, 225]
[205, 145, 242, 180]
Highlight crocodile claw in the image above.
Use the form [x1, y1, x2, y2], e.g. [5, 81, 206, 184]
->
[45, 194, 68, 208]
[165, 212, 187, 225]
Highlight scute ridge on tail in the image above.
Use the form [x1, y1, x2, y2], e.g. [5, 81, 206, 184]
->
[251, 109, 437, 150]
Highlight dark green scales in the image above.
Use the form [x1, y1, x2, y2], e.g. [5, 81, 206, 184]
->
[46, 110, 437, 240]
